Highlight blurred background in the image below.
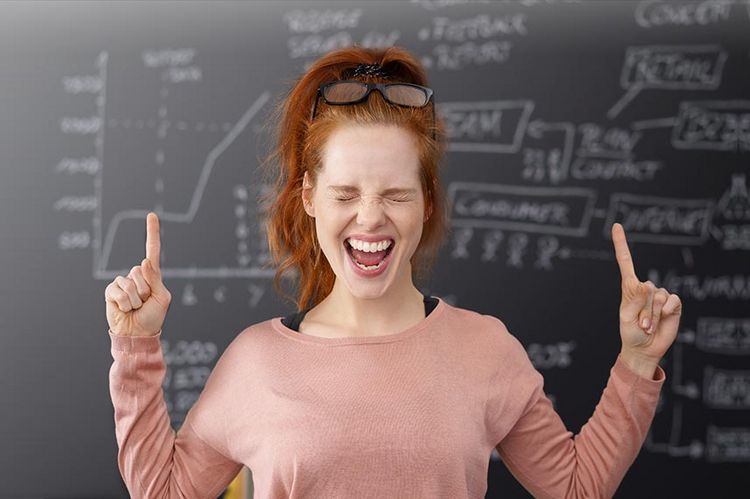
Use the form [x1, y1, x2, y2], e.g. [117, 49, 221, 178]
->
[1, 0, 748, 497]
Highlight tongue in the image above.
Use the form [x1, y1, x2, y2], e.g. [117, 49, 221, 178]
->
[350, 246, 387, 266]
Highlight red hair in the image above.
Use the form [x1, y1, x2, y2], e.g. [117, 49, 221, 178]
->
[259, 46, 449, 312]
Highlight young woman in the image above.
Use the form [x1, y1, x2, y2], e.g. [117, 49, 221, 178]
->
[105, 46, 681, 499]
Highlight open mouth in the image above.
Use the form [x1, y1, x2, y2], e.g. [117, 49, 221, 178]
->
[344, 239, 395, 271]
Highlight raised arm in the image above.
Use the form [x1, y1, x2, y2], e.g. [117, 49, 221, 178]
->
[105, 213, 243, 497]
[487, 223, 679, 498]
[487, 328, 665, 499]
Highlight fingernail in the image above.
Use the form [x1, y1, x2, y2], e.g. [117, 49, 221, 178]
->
[642, 317, 651, 329]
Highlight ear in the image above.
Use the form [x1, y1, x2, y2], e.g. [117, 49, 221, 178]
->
[302, 171, 315, 218]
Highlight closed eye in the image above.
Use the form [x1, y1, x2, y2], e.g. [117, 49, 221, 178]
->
[334, 196, 411, 203]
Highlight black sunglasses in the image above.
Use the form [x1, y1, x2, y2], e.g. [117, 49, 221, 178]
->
[310, 80, 436, 140]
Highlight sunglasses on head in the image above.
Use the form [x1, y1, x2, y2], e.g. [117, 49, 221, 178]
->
[310, 80, 436, 141]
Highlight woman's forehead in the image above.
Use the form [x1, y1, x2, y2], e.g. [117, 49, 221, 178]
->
[318, 124, 422, 186]
[323, 125, 418, 162]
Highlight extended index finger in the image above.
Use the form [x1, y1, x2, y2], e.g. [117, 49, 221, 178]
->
[146, 212, 161, 270]
[612, 222, 637, 282]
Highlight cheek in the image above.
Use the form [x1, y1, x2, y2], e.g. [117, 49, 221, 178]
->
[314, 211, 347, 246]
[399, 210, 426, 244]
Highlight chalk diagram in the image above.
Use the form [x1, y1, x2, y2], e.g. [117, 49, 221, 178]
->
[439, 90, 750, 269]
[58, 50, 275, 281]
[437, 39, 748, 270]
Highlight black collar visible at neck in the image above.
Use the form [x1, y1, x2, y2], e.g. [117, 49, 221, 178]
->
[281, 294, 439, 333]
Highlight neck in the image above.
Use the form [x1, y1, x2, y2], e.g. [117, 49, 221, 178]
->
[320, 271, 425, 337]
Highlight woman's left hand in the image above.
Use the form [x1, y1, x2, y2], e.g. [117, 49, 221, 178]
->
[611, 223, 682, 373]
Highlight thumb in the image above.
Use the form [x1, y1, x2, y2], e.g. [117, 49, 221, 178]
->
[141, 258, 167, 295]
[622, 279, 653, 325]
[637, 281, 656, 331]
[620, 278, 650, 322]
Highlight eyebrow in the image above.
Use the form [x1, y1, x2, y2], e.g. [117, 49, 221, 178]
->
[327, 185, 418, 195]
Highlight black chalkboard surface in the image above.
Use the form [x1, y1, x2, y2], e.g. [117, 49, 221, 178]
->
[1, 1, 748, 497]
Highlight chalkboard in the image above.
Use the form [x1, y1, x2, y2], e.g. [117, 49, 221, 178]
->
[1, 1, 748, 497]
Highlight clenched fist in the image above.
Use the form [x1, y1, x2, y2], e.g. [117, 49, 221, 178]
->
[105, 212, 172, 337]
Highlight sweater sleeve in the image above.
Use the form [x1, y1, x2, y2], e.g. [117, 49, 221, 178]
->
[486, 329, 666, 499]
[108, 329, 243, 499]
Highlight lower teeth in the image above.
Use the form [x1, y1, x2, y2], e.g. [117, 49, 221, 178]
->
[355, 259, 384, 271]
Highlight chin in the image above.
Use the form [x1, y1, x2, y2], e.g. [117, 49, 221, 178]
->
[343, 270, 394, 293]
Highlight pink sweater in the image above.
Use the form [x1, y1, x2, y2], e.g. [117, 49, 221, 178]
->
[109, 296, 665, 498]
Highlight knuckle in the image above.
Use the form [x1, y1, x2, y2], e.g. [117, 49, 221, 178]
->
[115, 296, 129, 310]
[633, 280, 649, 295]
[121, 279, 135, 293]
[129, 278, 139, 292]
[673, 295, 683, 309]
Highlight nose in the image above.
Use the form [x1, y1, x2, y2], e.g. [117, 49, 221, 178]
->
[356, 195, 387, 229]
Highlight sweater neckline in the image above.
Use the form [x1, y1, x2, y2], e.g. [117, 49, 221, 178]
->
[271, 296, 447, 346]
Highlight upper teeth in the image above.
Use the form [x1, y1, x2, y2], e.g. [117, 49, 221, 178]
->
[347, 238, 392, 252]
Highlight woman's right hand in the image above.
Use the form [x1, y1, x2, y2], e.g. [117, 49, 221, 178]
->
[105, 212, 172, 337]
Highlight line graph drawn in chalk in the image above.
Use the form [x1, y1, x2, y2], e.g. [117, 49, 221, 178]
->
[78, 51, 277, 280]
